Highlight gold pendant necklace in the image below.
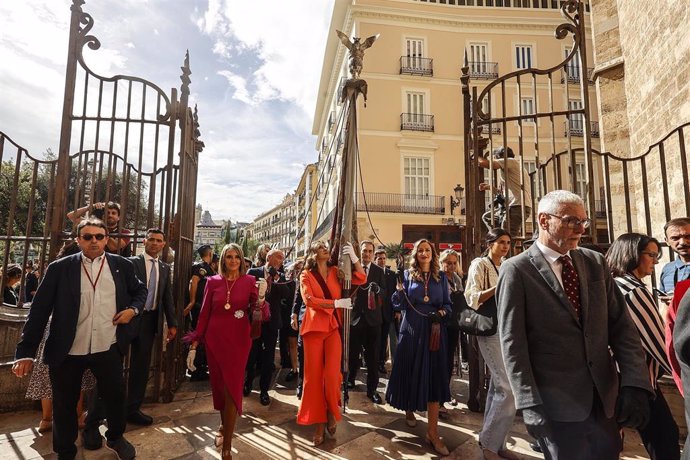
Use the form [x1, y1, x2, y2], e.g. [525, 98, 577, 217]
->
[423, 272, 430, 303]
[225, 276, 238, 310]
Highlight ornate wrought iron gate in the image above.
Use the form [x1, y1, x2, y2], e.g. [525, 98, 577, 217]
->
[0, 0, 201, 403]
[462, 0, 596, 259]
[462, 0, 690, 260]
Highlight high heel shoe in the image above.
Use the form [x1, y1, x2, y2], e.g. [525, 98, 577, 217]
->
[215, 425, 224, 448]
[425, 433, 450, 456]
[326, 414, 337, 437]
[312, 424, 325, 446]
[405, 411, 417, 427]
[38, 419, 52, 433]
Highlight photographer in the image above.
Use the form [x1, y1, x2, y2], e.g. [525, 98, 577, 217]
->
[477, 146, 532, 236]
[67, 201, 131, 256]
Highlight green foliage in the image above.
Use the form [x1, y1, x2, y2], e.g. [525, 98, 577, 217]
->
[383, 241, 405, 260]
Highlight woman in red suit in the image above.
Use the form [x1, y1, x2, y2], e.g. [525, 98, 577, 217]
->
[297, 240, 366, 446]
[186, 243, 268, 460]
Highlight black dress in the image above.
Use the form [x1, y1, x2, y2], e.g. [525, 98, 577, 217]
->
[385, 270, 452, 411]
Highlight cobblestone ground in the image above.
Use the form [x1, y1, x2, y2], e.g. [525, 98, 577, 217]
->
[0, 365, 675, 459]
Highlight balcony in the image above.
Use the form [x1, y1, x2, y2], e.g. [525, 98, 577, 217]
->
[564, 120, 600, 138]
[337, 76, 347, 104]
[356, 192, 445, 215]
[328, 111, 336, 133]
[400, 56, 433, 76]
[561, 66, 594, 84]
[401, 113, 434, 132]
[468, 61, 498, 79]
[481, 124, 501, 134]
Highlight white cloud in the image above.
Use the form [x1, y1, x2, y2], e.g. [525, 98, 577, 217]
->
[195, 0, 334, 114]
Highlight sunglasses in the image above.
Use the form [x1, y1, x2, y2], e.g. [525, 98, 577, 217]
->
[80, 233, 106, 241]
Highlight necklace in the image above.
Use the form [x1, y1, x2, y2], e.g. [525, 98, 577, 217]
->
[224, 276, 238, 311]
[422, 272, 430, 303]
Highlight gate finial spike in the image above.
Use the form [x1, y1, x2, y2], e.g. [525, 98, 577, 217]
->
[463, 48, 468, 67]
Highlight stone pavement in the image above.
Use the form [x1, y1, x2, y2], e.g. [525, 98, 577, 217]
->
[0, 368, 666, 459]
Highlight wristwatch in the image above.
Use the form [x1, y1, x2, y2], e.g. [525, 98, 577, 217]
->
[128, 306, 139, 316]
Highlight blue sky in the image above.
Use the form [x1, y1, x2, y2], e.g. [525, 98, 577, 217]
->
[0, 0, 334, 222]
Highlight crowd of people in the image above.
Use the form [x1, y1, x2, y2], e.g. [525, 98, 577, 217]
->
[9, 191, 690, 460]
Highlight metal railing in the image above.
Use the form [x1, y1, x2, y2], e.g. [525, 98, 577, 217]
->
[400, 56, 433, 76]
[356, 192, 445, 214]
[337, 76, 347, 104]
[401, 113, 434, 132]
[561, 66, 594, 84]
[482, 124, 501, 134]
[565, 120, 600, 138]
[468, 61, 498, 79]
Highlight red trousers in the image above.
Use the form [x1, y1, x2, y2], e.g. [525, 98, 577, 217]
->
[297, 328, 342, 425]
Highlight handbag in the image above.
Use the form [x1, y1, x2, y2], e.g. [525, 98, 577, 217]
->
[457, 259, 498, 336]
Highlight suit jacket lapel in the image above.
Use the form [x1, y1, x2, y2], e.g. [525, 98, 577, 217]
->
[528, 244, 580, 325]
[70, 253, 82, 300]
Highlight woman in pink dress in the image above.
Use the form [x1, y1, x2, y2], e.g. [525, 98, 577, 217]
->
[186, 243, 268, 460]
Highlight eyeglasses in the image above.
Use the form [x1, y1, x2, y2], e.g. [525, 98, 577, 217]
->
[80, 233, 106, 241]
[641, 251, 662, 260]
[546, 213, 591, 229]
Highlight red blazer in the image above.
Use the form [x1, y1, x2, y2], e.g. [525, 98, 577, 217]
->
[299, 266, 365, 335]
[666, 279, 690, 395]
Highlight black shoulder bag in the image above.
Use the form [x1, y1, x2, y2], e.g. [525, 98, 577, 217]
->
[457, 258, 499, 336]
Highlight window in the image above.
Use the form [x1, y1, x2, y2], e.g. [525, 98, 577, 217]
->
[568, 99, 583, 133]
[521, 97, 535, 123]
[469, 42, 489, 74]
[574, 162, 587, 197]
[515, 45, 533, 69]
[524, 161, 537, 175]
[564, 47, 581, 81]
[405, 38, 424, 69]
[404, 157, 430, 197]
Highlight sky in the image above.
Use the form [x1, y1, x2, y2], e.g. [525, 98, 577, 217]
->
[0, 0, 335, 223]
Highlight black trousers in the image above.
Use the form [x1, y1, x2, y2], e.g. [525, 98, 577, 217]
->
[348, 321, 381, 395]
[245, 323, 278, 392]
[50, 345, 126, 458]
[538, 392, 621, 460]
[278, 308, 295, 369]
[637, 386, 680, 460]
[297, 322, 304, 383]
[189, 304, 208, 377]
[127, 310, 157, 414]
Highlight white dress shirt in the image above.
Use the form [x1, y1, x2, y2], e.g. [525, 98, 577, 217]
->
[535, 240, 572, 290]
[145, 254, 160, 310]
[69, 253, 117, 355]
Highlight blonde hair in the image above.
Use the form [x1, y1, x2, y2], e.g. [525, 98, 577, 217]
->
[408, 239, 440, 282]
[219, 243, 247, 277]
[304, 241, 329, 271]
[439, 249, 462, 275]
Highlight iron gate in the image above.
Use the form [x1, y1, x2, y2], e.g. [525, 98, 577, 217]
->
[0, 0, 201, 406]
[462, 0, 596, 260]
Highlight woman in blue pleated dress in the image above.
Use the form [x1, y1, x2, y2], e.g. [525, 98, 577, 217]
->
[385, 238, 452, 456]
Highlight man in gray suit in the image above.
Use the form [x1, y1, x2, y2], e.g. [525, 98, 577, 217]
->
[496, 190, 652, 459]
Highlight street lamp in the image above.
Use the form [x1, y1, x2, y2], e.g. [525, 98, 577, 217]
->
[450, 184, 464, 214]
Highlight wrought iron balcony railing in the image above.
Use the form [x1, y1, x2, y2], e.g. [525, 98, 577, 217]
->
[482, 124, 501, 134]
[401, 113, 434, 132]
[356, 192, 445, 215]
[400, 56, 433, 76]
[561, 66, 594, 84]
[337, 76, 347, 104]
[328, 111, 336, 132]
[468, 61, 499, 79]
[564, 120, 600, 138]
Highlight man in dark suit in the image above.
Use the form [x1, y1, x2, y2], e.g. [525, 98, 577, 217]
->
[496, 190, 652, 459]
[245, 248, 291, 406]
[126, 228, 178, 425]
[374, 248, 398, 373]
[12, 218, 146, 460]
[347, 240, 386, 404]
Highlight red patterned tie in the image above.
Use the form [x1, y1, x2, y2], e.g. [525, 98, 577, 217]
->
[559, 255, 581, 317]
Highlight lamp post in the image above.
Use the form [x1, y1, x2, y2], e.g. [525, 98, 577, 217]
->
[450, 184, 465, 214]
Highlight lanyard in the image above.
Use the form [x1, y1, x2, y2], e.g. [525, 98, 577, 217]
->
[82, 256, 106, 291]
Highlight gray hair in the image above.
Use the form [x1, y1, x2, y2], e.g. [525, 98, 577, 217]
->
[537, 190, 584, 215]
[266, 249, 284, 259]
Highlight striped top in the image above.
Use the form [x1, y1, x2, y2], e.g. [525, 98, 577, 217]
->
[614, 274, 672, 387]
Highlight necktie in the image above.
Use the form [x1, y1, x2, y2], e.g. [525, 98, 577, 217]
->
[145, 259, 157, 311]
[364, 265, 369, 275]
[558, 255, 580, 317]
